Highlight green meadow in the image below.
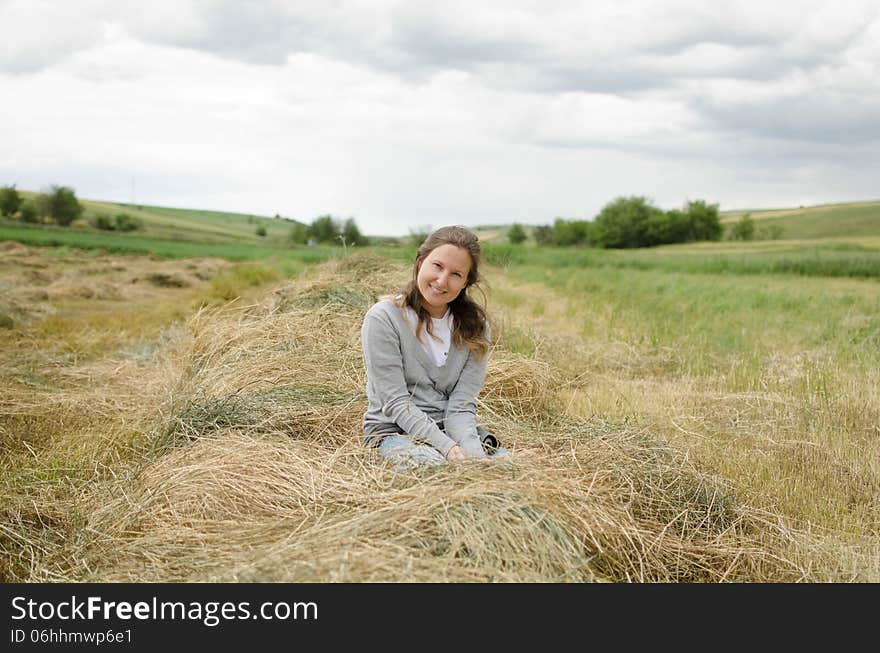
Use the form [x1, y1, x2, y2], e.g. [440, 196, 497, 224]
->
[11, 191, 303, 246]
[721, 200, 880, 240]
[482, 239, 880, 279]
[0, 220, 345, 268]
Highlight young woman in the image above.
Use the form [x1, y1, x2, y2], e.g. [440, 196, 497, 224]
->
[360, 225, 504, 467]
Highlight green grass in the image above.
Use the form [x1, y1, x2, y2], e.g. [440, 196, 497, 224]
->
[15, 191, 305, 247]
[198, 262, 298, 305]
[721, 200, 880, 240]
[479, 201, 880, 244]
[478, 201, 880, 248]
[482, 240, 880, 279]
[497, 247, 880, 406]
[4, 192, 879, 264]
[112, 201, 301, 243]
[0, 220, 339, 263]
[544, 266, 875, 372]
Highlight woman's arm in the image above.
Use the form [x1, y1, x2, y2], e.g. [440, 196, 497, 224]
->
[362, 308, 458, 457]
[443, 337, 490, 457]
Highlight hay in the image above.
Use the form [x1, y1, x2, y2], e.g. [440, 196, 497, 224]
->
[60, 422, 806, 582]
[3, 252, 840, 582]
[144, 273, 190, 288]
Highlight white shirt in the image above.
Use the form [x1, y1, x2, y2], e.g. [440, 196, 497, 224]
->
[404, 306, 453, 367]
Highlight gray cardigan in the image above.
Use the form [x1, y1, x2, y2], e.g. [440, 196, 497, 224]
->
[360, 299, 488, 457]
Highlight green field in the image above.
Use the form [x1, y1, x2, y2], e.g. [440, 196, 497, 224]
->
[472, 200, 880, 244]
[0, 219, 340, 263]
[5, 192, 879, 257]
[720, 200, 880, 240]
[13, 191, 305, 246]
[481, 239, 880, 280]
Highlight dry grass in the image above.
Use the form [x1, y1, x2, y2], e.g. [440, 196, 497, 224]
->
[59, 426, 807, 583]
[0, 244, 235, 579]
[2, 250, 849, 583]
[488, 272, 880, 580]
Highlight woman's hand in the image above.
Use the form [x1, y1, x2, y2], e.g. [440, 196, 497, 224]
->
[446, 444, 466, 462]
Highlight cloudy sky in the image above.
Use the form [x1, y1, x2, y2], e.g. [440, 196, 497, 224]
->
[1, 0, 878, 236]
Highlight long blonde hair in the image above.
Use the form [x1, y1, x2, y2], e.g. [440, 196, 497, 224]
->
[395, 226, 489, 359]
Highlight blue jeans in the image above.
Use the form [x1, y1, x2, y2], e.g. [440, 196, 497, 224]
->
[377, 434, 511, 471]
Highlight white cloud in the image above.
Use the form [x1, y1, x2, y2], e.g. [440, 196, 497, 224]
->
[0, 0, 113, 72]
[1, 0, 879, 235]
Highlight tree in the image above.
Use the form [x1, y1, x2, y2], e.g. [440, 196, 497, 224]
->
[308, 214, 341, 244]
[288, 222, 308, 244]
[594, 196, 665, 248]
[42, 185, 83, 226]
[683, 199, 722, 242]
[0, 185, 22, 217]
[729, 214, 755, 241]
[507, 223, 527, 244]
[532, 225, 553, 246]
[571, 220, 597, 246]
[645, 209, 689, 245]
[341, 218, 368, 246]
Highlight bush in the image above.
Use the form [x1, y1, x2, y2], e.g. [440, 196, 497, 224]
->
[644, 209, 689, 245]
[288, 223, 308, 244]
[684, 200, 722, 242]
[255, 225, 267, 237]
[531, 197, 722, 249]
[0, 185, 22, 217]
[19, 200, 39, 223]
[308, 215, 342, 244]
[553, 218, 597, 246]
[88, 212, 142, 232]
[42, 185, 83, 226]
[114, 213, 142, 232]
[533, 225, 553, 245]
[507, 223, 527, 244]
[729, 214, 756, 241]
[90, 214, 116, 230]
[594, 196, 666, 248]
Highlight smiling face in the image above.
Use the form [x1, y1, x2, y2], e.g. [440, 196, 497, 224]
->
[416, 243, 472, 318]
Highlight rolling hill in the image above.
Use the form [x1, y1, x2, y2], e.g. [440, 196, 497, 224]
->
[3, 191, 879, 254]
[15, 191, 305, 246]
[474, 200, 880, 243]
[719, 200, 880, 240]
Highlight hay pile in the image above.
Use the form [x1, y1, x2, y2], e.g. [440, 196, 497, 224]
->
[13, 252, 813, 582]
[0, 242, 230, 326]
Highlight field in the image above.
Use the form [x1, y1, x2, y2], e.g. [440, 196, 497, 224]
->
[720, 200, 880, 241]
[473, 199, 880, 243]
[8, 192, 305, 248]
[1, 201, 878, 582]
